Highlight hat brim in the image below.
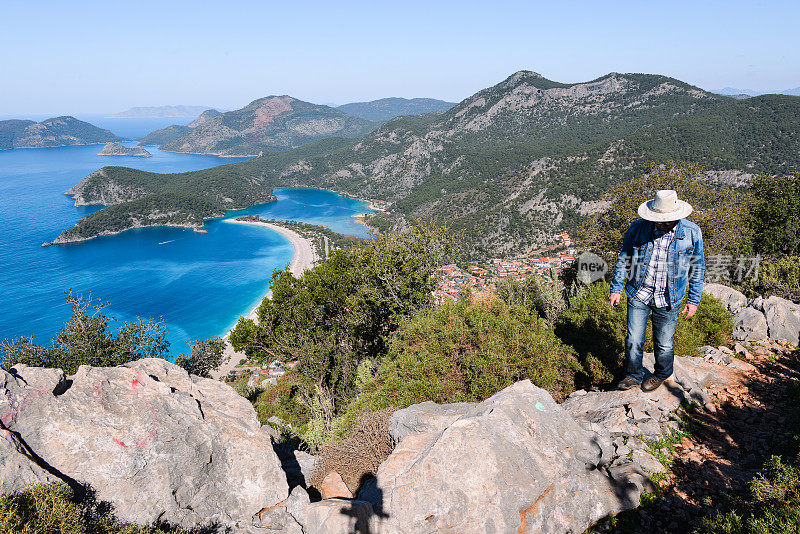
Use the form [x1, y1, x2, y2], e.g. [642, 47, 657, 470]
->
[637, 199, 693, 222]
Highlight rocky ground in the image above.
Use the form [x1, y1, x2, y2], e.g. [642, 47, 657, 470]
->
[599, 339, 800, 532]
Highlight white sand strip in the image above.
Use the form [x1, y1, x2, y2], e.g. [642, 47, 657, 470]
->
[210, 219, 319, 380]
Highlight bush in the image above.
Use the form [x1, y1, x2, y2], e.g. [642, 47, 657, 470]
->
[494, 273, 567, 322]
[309, 411, 394, 494]
[748, 172, 800, 255]
[556, 281, 732, 387]
[698, 456, 800, 534]
[230, 221, 458, 418]
[0, 483, 176, 533]
[1, 291, 168, 375]
[174, 338, 225, 378]
[343, 295, 581, 427]
[742, 255, 800, 303]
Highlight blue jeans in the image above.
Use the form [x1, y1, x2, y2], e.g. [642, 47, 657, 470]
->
[624, 296, 681, 382]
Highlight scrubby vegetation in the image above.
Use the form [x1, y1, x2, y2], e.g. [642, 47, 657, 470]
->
[0, 291, 169, 374]
[0, 483, 179, 533]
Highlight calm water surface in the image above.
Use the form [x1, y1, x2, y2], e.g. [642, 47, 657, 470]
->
[0, 123, 371, 356]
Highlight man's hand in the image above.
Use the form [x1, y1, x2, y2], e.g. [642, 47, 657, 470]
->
[683, 303, 698, 319]
[610, 293, 621, 307]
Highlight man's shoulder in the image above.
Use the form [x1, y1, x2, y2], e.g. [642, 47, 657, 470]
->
[681, 219, 702, 233]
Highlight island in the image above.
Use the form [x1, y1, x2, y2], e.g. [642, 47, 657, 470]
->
[0, 116, 127, 150]
[98, 142, 152, 157]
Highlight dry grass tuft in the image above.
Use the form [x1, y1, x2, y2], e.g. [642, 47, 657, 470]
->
[309, 410, 395, 494]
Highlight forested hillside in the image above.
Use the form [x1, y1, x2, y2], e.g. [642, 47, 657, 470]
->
[53, 71, 800, 257]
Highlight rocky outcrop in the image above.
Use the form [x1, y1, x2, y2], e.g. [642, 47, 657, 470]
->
[0, 359, 288, 530]
[733, 307, 769, 341]
[752, 296, 800, 344]
[355, 381, 636, 533]
[703, 284, 800, 344]
[98, 142, 152, 157]
[703, 283, 747, 314]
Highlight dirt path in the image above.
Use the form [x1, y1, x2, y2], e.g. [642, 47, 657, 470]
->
[603, 339, 800, 532]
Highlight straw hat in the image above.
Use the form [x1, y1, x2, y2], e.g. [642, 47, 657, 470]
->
[638, 190, 693, 222]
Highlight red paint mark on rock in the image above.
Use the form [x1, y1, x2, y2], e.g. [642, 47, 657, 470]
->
[112, 370, 158, 449]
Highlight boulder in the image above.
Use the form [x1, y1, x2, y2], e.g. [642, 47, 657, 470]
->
[0, 359, 288, 530]
[319, 471, 353, 499]
[702, 283, 747, 313]
[363, 381, 638, 534]
[760, 296, 800, 344]
[732, 307, 768, 341]
[304, 499, 376, 534]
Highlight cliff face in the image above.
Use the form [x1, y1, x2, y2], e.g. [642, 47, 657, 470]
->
[1, 116, 126, 149]
[98, 142, 152, 157]
[161, 96, 377, 156]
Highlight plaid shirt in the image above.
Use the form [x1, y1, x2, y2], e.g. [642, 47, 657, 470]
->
[635, 226, 675, 308]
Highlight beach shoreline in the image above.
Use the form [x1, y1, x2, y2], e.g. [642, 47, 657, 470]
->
[210, 219, 319, 379]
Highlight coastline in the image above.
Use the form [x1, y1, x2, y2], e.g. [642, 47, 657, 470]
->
[210, 219, 319, 379]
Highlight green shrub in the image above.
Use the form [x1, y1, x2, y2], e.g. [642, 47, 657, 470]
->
[698, 456, 800, 534]
[495, 273, 567, 323]
[1, 291, 168, 375]
[742, 255, 800, 303]
[174, 338, 225, 378]
[341, 295, 581, 427]
[230, 222, 458, 416]
[556, 281, 732, 387]
[0, 483, 176, 533]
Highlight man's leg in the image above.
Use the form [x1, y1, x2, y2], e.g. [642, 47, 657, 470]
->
[650, 303, 681, 380]
[623, 296, 651, 383]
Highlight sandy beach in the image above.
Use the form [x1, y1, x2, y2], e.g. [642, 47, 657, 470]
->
[210, 219, 319, 380]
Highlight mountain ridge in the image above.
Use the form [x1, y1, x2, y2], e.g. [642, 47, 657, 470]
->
[337, 97, 456, 121]
[159, 96, 377, 156]
[52, 70, 800, 256]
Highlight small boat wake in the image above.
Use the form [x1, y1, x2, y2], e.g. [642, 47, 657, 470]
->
[157, 240, 175, 245]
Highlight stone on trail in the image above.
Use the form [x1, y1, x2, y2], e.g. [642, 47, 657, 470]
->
[0, 358, 288, 530]
[364, 380, 638, 534]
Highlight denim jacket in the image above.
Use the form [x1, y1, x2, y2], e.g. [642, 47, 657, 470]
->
[609, 219, 705, 307]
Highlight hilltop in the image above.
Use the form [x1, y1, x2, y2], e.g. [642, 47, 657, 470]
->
[159, 96, 377, 156]
[0, 116, 126, 150]
[337, 97, 456, 121]
[52, 70, 800, 254]
[136, 109, 222, 147]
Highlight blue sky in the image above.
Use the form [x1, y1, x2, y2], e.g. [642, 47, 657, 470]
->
[1, 0, 798, 115]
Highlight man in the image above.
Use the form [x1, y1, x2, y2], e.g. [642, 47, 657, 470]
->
[609, 190, 705, 392]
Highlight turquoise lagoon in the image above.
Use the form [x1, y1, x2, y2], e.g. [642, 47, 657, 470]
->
[0, 138, 371, 357]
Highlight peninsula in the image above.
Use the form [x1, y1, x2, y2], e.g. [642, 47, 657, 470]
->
[98, 142, 152, 157]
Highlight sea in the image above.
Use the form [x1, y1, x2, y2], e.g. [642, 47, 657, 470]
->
[0, 115, 372, 357]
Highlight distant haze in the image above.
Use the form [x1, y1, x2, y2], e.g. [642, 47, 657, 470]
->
[1, 0, 798, 115]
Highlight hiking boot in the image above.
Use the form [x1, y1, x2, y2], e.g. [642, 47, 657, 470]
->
[641, 376, 664, 392]
[616, 377, 640, 390]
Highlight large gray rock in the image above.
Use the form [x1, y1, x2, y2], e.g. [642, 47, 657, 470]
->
[363, 381, 638, 534]
[733, 307, 768, 341]
[703, 283, 747, 313]
[759, 296, 800, 344]
[0, 359, 288, 530]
